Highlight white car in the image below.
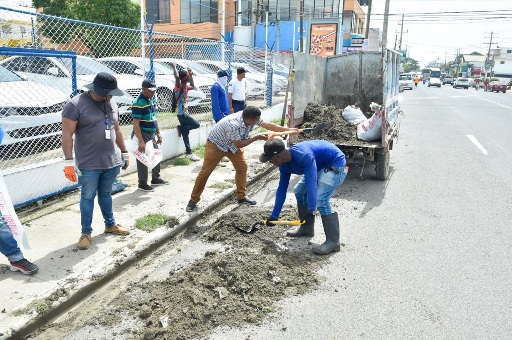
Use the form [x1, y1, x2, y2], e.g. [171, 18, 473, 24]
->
[399, 74, 414, 90]
[196, 60, 266, 98]
[427, 77, 442, 87]
[98, 57, 212, 111]
[0, 55, 137, 122]
[0, 65, 68, 155]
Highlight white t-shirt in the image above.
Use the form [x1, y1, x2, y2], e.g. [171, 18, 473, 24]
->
[228, 78, 246, 101]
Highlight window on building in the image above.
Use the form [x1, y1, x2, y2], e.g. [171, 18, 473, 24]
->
[507, 50, 512, 54]
[500, 61, 505, 64]
[146, 0, 171, 24]
[181, 0, 219, 24]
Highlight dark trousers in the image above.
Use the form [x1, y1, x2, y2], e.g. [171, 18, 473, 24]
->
[177, 114, 200, 154]
[232, 100, 246, 113]
[135, 134, 161, 185]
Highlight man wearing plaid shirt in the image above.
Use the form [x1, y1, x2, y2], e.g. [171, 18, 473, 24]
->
[186, 106, 299, 212]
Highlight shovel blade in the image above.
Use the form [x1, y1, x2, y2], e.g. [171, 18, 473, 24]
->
[302, 121, 332, 134]
[234, 222, 261, 233]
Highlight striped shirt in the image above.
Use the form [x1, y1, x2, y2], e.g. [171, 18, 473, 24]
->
[208, 112, 263, 153]
[132, 93, 158, 133]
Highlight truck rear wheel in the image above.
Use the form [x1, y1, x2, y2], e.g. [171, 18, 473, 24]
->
[375, 152, 390, 180]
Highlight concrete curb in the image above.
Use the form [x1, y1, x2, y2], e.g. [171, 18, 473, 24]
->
[6, 163, 277, 340]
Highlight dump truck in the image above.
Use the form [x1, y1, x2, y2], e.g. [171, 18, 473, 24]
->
[288, 49, 402, 180]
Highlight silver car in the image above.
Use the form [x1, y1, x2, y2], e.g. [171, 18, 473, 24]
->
[0, 65, 68, 157]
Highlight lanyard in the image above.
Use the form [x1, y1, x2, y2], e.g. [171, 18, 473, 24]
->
[88, 92, 111, 129]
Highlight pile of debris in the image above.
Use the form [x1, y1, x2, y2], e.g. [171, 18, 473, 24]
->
[296, 103, 376, 145]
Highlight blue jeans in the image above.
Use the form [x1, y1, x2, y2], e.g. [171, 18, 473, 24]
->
[78, 166, 120, 235]
[0, 212, 23, 262]
[177, 114, 200, 154]
[294, 168, 346, 216]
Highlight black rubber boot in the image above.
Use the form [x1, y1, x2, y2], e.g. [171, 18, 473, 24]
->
[286, 205, 314, 237]
[312, 212, 340, 255]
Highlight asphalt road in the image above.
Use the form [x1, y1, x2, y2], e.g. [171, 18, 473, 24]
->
[29, 84, 512, 339]
[207, 84, 512, 339]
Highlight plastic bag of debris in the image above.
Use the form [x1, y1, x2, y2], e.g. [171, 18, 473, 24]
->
[342, 105, 367, 125]
[357, 102, 382, 141]
[127, 137, 163, 170]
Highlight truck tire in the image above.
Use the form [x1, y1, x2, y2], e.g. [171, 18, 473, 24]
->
[375, 152, 390, 180]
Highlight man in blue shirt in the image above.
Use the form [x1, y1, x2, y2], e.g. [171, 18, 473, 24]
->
[260, 138, 347, 255]
[211, 70, 229, 123]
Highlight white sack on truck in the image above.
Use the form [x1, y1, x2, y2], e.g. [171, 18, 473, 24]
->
[357, 103, 382, 141]
[342, 105, 367, 125]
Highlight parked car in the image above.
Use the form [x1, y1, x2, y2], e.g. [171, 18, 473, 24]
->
[98, 57, 212, 111]
[235, 58, 290, 78]
[428, 77, 442, 87]
[485, 81, 507, 93]
[0, 65, 68, 157]
[157, 58, 217, 81]
[453, 78, 469, 89]
[399, 73, 414, 90]
[0, 55, 136, 122]
[442, 76, 454, 85]
[196, 60, 266, 98]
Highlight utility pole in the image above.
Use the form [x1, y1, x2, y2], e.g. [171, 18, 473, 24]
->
[397, 14, 407, 51]
[364, 0, 372, 39]
[299, 0, 304, 52]
[485, 31, 498, 77]
[276, 0, 280, 52]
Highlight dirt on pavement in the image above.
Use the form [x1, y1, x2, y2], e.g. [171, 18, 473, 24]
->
[32, 205, 333, 340]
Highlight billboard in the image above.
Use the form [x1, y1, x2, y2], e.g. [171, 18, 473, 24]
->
[306, 18, 343, 57]
[309, 23, 338, 56]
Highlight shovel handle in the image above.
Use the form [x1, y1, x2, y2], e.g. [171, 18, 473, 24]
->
[264, 220, 305, 226]
[265, 130, 303, 139]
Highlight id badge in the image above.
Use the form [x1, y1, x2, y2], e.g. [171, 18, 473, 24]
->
[105, 129, 111, 140]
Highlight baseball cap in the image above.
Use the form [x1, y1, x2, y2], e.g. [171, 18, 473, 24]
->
[142, 79, 157, 91]
[237, 67, 246, 74]
[217, 69, 228, 77]
[84, 72, 124, 97]
[259, 138, 285, 163]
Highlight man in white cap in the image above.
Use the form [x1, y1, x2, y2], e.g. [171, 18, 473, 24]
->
[62, 72, 131, 250]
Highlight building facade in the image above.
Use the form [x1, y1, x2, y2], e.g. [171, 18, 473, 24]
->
[141, 0, 367, 51]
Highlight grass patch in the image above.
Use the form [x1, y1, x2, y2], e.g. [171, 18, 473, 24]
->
[174, 157, 192, 166]
[14, 300, 51, 316]
[209, 182, 233, 190]
[135, 213, 171, 232]
[193, 145, 206, 157]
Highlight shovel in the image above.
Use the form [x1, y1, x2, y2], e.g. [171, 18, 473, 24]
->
[265, 121, 332, 139]
[235, 220, 304, 234]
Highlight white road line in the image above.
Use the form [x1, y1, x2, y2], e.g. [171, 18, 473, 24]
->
[466, 135, 488, 155]
[478, 96, 512, 110]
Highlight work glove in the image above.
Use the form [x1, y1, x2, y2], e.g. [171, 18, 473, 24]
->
[121, 152, 130, 170]
[265, 215, 278, 226]
[64, 159, 77, 182]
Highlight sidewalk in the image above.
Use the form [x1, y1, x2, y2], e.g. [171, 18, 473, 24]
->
[0, 140, 275, 339]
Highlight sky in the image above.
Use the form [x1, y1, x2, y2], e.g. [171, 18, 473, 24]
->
[370, 0, 512, 68]
[2, 0, 512, 68]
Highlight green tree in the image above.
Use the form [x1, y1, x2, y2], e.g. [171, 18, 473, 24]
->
[403, 57, 419, 73]
[33, 0, 140, 57]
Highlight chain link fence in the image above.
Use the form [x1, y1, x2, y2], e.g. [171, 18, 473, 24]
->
[0, 5, 291, 207]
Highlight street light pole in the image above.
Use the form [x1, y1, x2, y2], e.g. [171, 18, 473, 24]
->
[364, 0, 372, 39]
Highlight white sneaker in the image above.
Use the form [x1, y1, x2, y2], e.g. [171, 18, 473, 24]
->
[186, 153, 200, 161]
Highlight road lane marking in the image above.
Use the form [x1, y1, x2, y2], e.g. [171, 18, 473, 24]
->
[478, 96, 512, 110]
[466, 135, 488, 155]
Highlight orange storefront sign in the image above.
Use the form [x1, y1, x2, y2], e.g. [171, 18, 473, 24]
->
[309, 23, 338, 57]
